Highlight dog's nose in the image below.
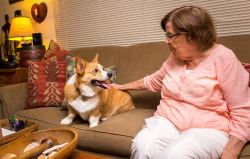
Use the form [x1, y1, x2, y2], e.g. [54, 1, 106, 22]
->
[107, 72, 113, 78]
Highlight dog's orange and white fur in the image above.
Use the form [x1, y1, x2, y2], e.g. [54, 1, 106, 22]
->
[61, 54, 135, 127]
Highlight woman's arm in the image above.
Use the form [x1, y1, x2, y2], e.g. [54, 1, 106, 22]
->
[221, 136, 245, 159]
[216, 50, 250, 158]
[111, 78, 146, 91]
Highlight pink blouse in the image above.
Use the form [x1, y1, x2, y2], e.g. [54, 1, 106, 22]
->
[144, 45, 250, 143]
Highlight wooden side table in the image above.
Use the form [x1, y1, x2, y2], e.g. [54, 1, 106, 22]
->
[0, 67, 28, 87]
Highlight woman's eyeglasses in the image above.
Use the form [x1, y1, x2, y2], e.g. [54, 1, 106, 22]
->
[165, 33, 181, 40]
[165, 32, 188, 42]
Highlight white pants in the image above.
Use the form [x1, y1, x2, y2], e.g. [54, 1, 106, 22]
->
[130, 116, 229, 159]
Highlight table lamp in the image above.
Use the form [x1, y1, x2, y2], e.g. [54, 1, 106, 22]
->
[8, 16, 34, 48]
[0, 16, 35, 68]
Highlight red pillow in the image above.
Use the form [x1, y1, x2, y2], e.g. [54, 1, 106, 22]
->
[42, 39, 73, 62]
[25, 60, 67, 109]
[242, 62, 250, 87]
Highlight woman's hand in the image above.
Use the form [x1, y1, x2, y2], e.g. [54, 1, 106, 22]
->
[221, 136, 245, 159]
[111, 83, 126, 91]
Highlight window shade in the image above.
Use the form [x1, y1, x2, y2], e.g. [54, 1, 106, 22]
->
[54, 0, 250, 50]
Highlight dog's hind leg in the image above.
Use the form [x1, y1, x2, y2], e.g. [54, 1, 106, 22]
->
[101, 117, 109, 121]
[61, 105, 77, 125]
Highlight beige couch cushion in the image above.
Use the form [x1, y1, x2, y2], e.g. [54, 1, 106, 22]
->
[217, 34, 250, 63]
[14, 107, 154, 157]
[117, 41, 170, 84]
[69, 46, 123, 67]
[116, 41, 170, 109]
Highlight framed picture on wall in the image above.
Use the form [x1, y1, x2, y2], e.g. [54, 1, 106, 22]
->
[9, 0, 24, 4]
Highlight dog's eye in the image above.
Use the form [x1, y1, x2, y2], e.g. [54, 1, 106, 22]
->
[93, 69, 98, 73]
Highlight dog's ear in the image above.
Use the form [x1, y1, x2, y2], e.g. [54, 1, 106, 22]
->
[76, 56, 86, 74]
[92, 53, 99, 63]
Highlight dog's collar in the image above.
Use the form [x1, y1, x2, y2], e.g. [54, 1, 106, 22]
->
[80, 95, 91, 101]
[77, 87, 96, 100]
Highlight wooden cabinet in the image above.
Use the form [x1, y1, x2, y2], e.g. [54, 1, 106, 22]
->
[0, 67, 28, 87]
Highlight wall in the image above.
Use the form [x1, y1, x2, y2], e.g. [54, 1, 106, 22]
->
[0, 0, 56, 49]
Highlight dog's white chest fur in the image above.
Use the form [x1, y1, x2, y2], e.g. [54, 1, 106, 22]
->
[69, 95, 100, 114]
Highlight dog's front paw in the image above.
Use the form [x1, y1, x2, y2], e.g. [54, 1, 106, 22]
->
[61, 117, 73, 125]
[89, 122, 99, 128]
[89, 115, 100, 128]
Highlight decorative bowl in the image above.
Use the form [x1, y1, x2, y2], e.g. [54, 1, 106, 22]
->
[0, 127, 78, 159]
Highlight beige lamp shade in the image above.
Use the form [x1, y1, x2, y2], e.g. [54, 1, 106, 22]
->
[9, 17, 34, 41]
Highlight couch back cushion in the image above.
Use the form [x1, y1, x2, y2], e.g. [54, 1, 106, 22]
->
[117, 41, 170, 109]
[117, 41, 169, 84]
[217, 34, 250, 63]
[69, 46, 123, 67]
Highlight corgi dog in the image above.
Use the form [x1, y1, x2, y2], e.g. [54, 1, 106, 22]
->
[61, 54, 135, 127]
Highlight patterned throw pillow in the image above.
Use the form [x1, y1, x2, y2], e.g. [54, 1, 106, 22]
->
[42, 39, 73, 62]
[61, 57, 117, 111]
[65, 56, 76, 81]
[242, 62, 250, 87]
[103, 65, 117, 84]
[25, 60, 67, 109]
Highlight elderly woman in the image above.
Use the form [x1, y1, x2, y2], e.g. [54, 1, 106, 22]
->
[112, 6, 250, 159]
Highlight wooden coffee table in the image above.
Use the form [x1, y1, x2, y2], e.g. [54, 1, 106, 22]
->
[68, 151, 109, 159]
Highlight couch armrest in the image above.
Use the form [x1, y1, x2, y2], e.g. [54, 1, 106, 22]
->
[0, 82, 28, 119]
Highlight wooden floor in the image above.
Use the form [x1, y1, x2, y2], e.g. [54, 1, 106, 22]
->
[68, 151, 110, 159]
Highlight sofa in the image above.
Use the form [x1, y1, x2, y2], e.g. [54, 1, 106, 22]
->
[0, 34, 250, 159]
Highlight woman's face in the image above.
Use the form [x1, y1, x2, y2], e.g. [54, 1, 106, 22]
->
[165, 22, 196, 60]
